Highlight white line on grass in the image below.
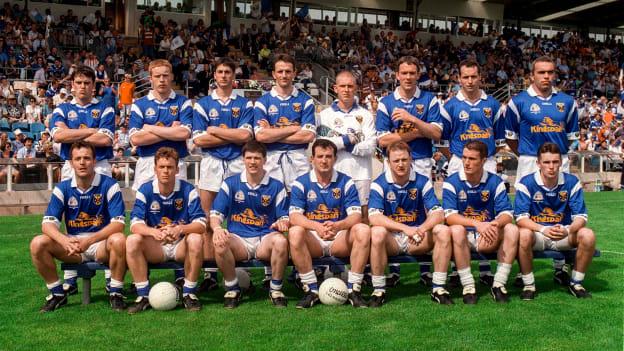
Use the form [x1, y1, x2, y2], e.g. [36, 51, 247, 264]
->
[600, 250, 624, 255]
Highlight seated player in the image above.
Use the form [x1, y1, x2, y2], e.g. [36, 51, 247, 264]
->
[210, 141, 290, 308]
[288, 139, 371, 308]
[30, 141, 127, 312]
[126, 147, 206, 314]
[443, 140, 519, 304]
[368, 141, 453, 307]
[515, 142, 596, 299]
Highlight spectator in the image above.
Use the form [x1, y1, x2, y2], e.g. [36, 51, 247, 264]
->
[25, 97, 43, 123]
[16, 137, 36, 159]
[3, 96, 24, 123]
[0, 142, 20, 184]
[118, 74, 135, 120]
[12, 129, 25, 151]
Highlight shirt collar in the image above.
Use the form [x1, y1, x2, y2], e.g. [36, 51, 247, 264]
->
[310, 169, 338, 184]
[152, 178, 181, 196]
[393, 87, 420, 102]
[270, 87, 298, 100]
[384, 168, 416, 185]
[331, 100, 359, 113]
[456, 90, 487, 103]
[527, 85, 558, 99]
[241, 171, 270, 186]
[210, 90, 237, 101]
[534, 170, 565, 187]
[70, 172, 101, 189]
[147, 90, 176, 102]
[459, 169, 488, 185]
[70, 98, 99, 107]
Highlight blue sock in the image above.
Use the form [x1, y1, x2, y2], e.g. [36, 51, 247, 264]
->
[418, 263, 430, 275]
[363, 265, 371, 275]
[109, 279, 124, 295]
[65, 277, 78, 287]
[183, 280, 198, 296]
[479, 260, 492, 276]
[174, 268, 185, 280]
[136, 282, 150, 298]
[308, 282, 319, 292]
[390, 263, 401, 275]
[49, 283, 64, 296]
[270, 279, 283, 291]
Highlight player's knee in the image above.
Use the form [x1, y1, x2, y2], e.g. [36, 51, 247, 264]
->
[186, 233, 204, 253]
[353, 224, 371, 244]
[287, 226, 306, 248]
[450, 225, 466, 242]
[30, 234, 51, 255]
[578, 228, 596, 248]
[126, 234, 143, 253]
[504, 223, 519, 242]
[370, 226, 388, 247]
[108, 233, 126, 253]
[519, 228, 535, 250]
[434, 225, 452, 248]
[272, 235, 289, 256]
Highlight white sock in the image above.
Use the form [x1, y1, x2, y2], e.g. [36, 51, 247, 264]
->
[571, 270, 585, 284]
[522, 272, 535, 288]
[224, 278, 239, 290]
[347, 271, 364, 292]
[104, 269, 112, 280]
[432, 272, 447, 287]
[64, 270, 78, 280]
[458, 267, 475, 289]
[372, 275, 386, 293]
[493, 263, 512, 288]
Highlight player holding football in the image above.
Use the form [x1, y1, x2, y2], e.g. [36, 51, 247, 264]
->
[192, 57, 254, 292]
[376, 55, 444, 286]
[210, 141, 290, 308]
[30, 141, 126, 312]
[505, 55, 579, 284]
[368, 141, 453, 307]
[443, 140, 519, 304]
[126, 147, 206, 314]
[288, 139, 371, 308]
[515, 142, 596, 299]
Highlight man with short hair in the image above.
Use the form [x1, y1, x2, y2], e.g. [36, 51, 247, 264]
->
[126, 147, 206, 314]
[30, 142, 127, 312]
[210, 141, 290, 308]
[443, 140, 519, 304]
[129, 59, 192, 191]
[515, 142, 596, 299]
[505, 55, 579, 282]
[368, 141, 453, 307]
[288, 139, 371, 308]
[253, 54, 316, 191]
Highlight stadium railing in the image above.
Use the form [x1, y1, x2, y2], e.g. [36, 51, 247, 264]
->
[61, 249, 602, 305]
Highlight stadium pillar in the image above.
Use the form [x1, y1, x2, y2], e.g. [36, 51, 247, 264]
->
[204, 0, 212, 27]
[124, 0, 139, 38]
[412, 0, 423, 31]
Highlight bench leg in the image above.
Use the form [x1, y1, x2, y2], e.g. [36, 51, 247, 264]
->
[82, 278, 91, 305]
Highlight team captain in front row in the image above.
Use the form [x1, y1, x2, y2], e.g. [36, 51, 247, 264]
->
[30, 141, 127, 312]
[515, 142, 596, 299]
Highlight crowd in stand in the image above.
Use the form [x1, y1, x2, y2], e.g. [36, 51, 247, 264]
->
[0, 3, 623, 185]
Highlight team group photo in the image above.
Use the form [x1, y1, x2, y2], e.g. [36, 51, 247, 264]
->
[0, 0, 622, 350]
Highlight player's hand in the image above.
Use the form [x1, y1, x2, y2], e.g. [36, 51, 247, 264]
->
[257, 119, 271, 129]
[476, 222, 498, 244]
[270, 219, 289, 232]
[62, 236, 82, 256]
[77, 237, 92, 253]
[171, 121, 181, 127]
[544, 225, 567, 240]
[407, 226, 425, 246]
[347, 133, 359, 144]
[152, 228, 168, 242]
[391, 108, 416, 124]
[165, 225, 183, 242]
[213, 228, 230, 248]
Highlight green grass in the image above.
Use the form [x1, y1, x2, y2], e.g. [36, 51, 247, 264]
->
[0, 192, 622, 350]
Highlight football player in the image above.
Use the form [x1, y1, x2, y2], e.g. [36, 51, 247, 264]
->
[515, 142, 596, 299]
[288, 139, 371, 308]
[210, 141, 290, 308]
[30, 141, 126, 312]
[126, 147, 207, 314]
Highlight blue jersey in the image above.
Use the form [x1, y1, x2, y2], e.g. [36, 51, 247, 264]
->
[43, 173, 125, 236]
[129, 90, 192, 158]
[253, 88, 316, 152]
[289, 170, 361, 222]
[50, 98, 115, 161]
[442, 170, 513, 229]
[505, 86, 579, 156]
[211, 172, 289, 238]
[514, 171, 587, 226]
[192, 91, 254, 160]
[131, 179, 206, 230]
[368, 169, 442, 227]
[439, 90, 505, 158]
[376, 88, 443, 160]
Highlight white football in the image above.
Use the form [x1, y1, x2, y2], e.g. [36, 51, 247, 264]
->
[223, 268, 251, 290]
[148, 282, 179, 311]
[319, 277, 348, 305]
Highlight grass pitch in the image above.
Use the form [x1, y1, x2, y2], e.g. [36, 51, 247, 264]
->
[0, 192, 622, 351]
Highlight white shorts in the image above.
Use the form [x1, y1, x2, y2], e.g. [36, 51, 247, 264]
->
[162, 239, 184, 261]
[447, 155, 496, 176]
[265, 149, 310, 191]
[132, 156, 188, 191]
[533, 231, 574, 251]
[384, 157, 432, 179]
[515, 155, 569, 187]
[466, 231, 482, 252]
[232, 233, 267, 260]
[354, 180, 371, 206]
[198, 154, 244, 192]
[309, 230, 346, 257]
[74, 233, 104, 263]
[62, 160, 112, 181]
[392, 232, 410, 255]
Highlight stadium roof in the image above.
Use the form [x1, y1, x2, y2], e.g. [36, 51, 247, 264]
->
[490, 0, 624, 29]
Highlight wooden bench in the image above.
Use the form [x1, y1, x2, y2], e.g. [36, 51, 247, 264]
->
[61, 250, 601, 305]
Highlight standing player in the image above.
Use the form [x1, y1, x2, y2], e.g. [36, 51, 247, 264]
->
[210, 141, 290, 308]
[50, 69, 116, 295]
[126, 147, 206, 314]
[30, 142, 127, 312]
[192, 57, 254, 291]
[443, 141, 519, 303]
[288, 139, 371, 308]
[368, 141, 453, 307]
[253, 54, 316, 191]
[438, 59, 505, 286]
[317, 70, 377, 220]
[376, 55, 444, 285]
[505, 56, 579, 282]
[129, 59, 193, 191]
[515, 142, 596, 299]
